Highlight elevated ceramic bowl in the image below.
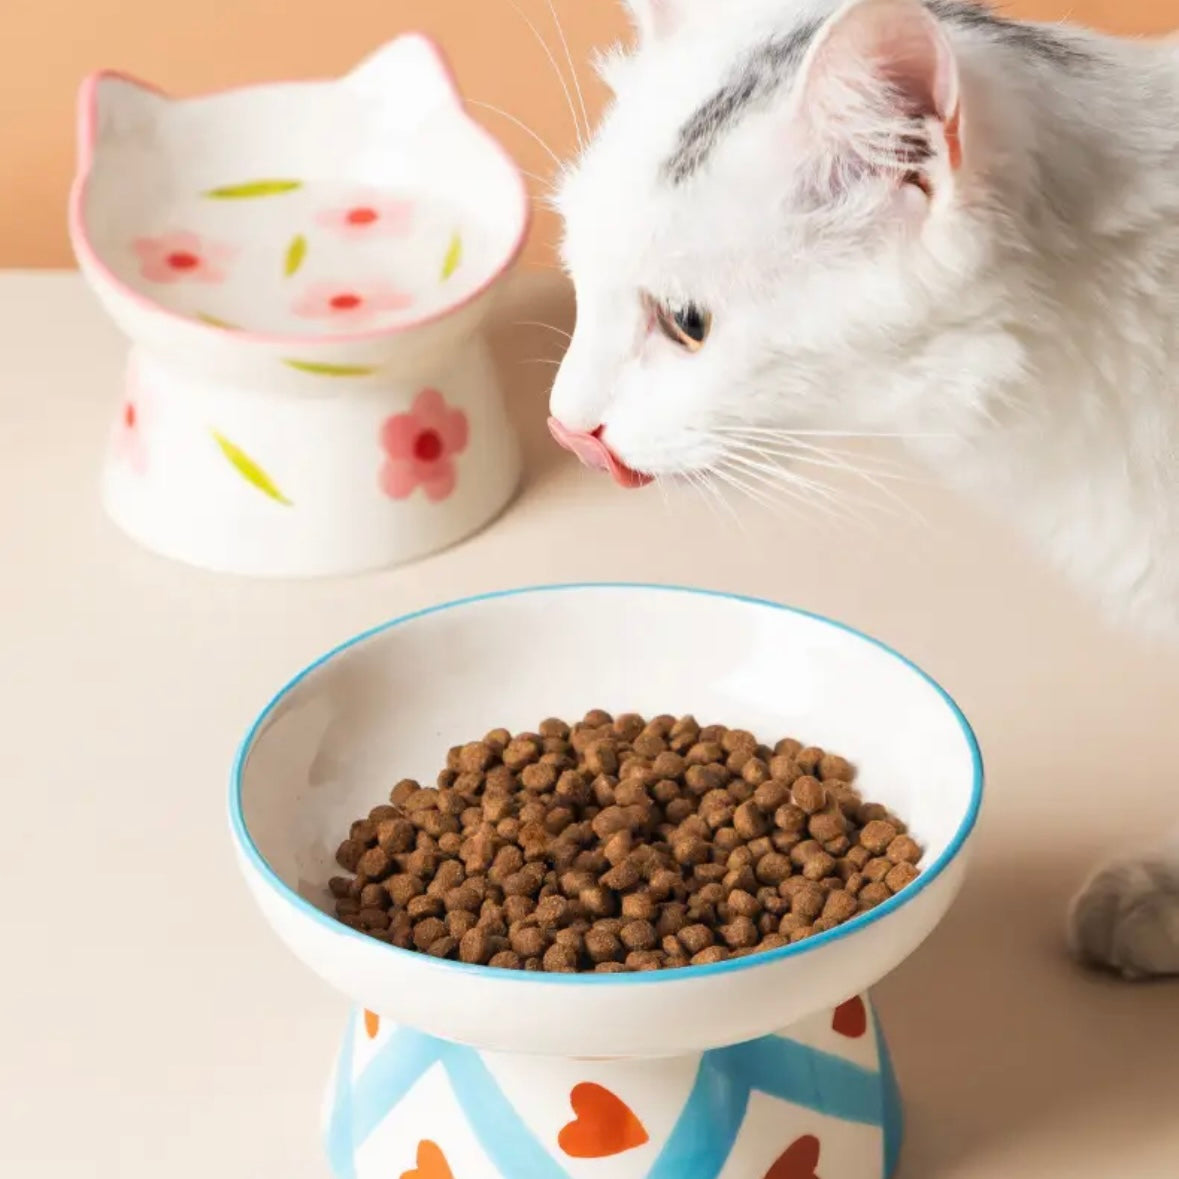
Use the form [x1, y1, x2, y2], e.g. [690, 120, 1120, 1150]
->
[69, 34, 529, 577]
[230, 584, 983, 1178]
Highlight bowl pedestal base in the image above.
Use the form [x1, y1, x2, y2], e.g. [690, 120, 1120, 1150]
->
[323, 993, 902, 1179]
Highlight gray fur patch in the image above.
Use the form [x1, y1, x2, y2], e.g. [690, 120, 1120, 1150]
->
[662, 21, 821, 185]
[661, 1, 1091, 185]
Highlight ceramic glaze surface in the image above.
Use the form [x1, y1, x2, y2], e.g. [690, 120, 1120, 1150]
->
[324, 998, 902, 1179]
[69, 34, 529, 577]
[231, 585, 982, 1057]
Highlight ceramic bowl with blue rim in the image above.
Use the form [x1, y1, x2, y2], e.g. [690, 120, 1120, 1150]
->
[229, 583, 983, 1179]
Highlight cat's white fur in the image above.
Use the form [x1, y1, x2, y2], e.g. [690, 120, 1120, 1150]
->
[549, 0, 1179, 978]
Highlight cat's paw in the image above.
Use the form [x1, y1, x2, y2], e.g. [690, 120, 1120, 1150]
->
[1067, 850, 1179, 979]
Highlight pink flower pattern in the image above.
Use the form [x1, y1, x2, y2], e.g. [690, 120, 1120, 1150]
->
[315, 194, 415, 240]
[132, 231, 235, 284]
[293, 281, 414, 324]
[112, 361, 151, 474]
[379, 389, 469, 503]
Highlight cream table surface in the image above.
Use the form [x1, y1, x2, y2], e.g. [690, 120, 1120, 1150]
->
[2, 269, 1178, 1178]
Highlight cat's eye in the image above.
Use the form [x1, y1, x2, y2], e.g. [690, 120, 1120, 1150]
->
[654, 300, 712, 352]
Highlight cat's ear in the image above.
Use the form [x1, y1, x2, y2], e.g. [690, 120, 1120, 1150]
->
[623, 0, 691, 42]
[795, 0, 962, 199]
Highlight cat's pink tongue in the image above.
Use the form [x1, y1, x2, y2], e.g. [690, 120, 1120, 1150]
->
[547, 418, 653, 489]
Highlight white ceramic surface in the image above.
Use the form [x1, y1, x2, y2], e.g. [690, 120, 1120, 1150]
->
[231, 584, 983, 1059]
[68, 34, 529, 577]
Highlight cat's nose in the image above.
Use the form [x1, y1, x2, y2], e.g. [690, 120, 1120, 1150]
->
[547, 418, 653, 489]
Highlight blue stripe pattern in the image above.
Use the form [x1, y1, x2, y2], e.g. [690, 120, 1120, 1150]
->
[325, 1012, 899, 1178]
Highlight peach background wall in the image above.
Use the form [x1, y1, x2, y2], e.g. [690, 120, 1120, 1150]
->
[3, 0, 1176, 269]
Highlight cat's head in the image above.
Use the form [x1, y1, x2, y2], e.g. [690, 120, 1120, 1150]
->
[549, 0, 1012, 486]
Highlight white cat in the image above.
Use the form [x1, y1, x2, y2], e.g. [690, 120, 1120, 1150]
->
[546, 0, 1179, 978]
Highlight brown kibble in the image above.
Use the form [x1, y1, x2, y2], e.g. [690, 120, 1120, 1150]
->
[459, 927, 491, 964]
[626, 950, 665, 971]
[510, 925, 548, 957]
[885, 862, 920, 893]
[823, 890, 859, 924]
[358, 907, 391, 931]
[377, 819, 417, 855]
[769, 755, 801, 784]
[407, 894, 445, 921]
[603, 830, 634, 867]
[447, 910, 479, 938]
[413, 917, 448, 951]
[621, 892, 657, 921]
[796, 747, 824, 774]
[887, 835, 923, 865]
[329, 877, 352, 899]
[543, 943, 580, 972]
[657, 903, 689, 937]
[585, 740, 620, 777]
[755, 853, 793, 886]
[632, 732, 666, 759]
[791, 881, 827, 922]
[721, 916, 760, 949]
[360, 883, 390, 910]
[585, 928, 623, 963]
[357, 847, 394, 881]
[686, 740, 725, 766]
[774, 804, 808, 835]
[390, 779, 421, 806]
[488, 950, 522, 970]
[802, 852, 837, 882]
[502, 737, 541, 771]
[846, 845, 872, 870]
[601, 859, 642, 891]
[860, 820, 899, 855]
[691, 946, 730, 965]
[858, 802, 890, 825]
[721, 728, 757, 754]
[620, 920, 658, 952]
[519, 762, 558, 793]
[864, 857, 892, 883]
[335, 839, 366, 873]
[733, 801, 770, 840]
[792, 777, 827, 815]
[808, 809, 847, 844]
[741, 758, 771, 786]
[823, 835, 851, 858]
[678, 924, 715, 954]
[580, 885, 617, 918]
[672, 835, 710, 867]
[859, 882, 892, 909]
[651, 751, 687, 780]
[754, 779, 792, 813]
[818, 753, 854, 782]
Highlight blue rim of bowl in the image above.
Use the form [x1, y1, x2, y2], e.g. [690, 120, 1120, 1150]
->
[228, 582, 985, 985]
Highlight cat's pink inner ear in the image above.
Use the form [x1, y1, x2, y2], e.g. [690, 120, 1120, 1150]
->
[801, 0, 962, 167]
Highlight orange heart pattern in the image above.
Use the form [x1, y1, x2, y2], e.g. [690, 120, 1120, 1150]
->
[832, 997, 868, 1039]
[401, 1140, 454, 1179]
[558, 1082, 650, 1158]
[363, 1010, 380, 1039]
[765, 1134, 822, 1179]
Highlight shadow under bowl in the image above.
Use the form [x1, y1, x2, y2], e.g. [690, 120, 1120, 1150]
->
[229, 583, 983, 1060]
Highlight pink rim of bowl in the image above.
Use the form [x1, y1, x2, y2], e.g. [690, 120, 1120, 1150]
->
[66, 35, 533, 350]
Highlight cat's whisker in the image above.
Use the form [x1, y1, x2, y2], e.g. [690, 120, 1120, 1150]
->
[515, 320, 573, 341]
[467, 100, 564, 170]
[719, 451, 882, 531]
[711, 433, 920, 482]
[518, 356, 563, 367]
[543, 0, 592, 143]
[765, 436, 925, 526]
[501, 0, 586, 151]
[712, 463, 810, 526]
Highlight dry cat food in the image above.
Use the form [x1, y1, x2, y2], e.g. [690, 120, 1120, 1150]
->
[329, 712, 923, 973]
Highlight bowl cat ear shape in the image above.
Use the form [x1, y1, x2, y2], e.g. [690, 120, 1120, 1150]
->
[77, 73, 169, 169]
[344, 35, 464, 135]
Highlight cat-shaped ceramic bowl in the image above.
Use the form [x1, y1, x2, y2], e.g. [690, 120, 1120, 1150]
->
[69, 35, 529, 577]
[230, 584, 983, 1179]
